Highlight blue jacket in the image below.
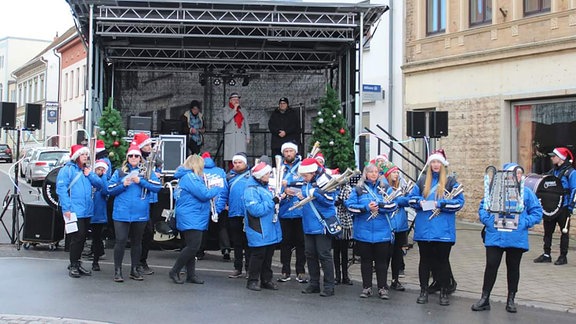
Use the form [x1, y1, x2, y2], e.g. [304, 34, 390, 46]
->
[203, 157, 229, 213]
[408, 172, 464, 243]
[173, 167, 221, 231]
[56, 161, 104, 219]
[344, 180, 397, 243]
[391, 195, 410, 233]
[479, 187, 542, 250]
[91, 174, 108, 224]
[107, 164, 162, 222]
[243, 177, 282, 247]
[223, 168, 251, 218]
[278, 158, 304, 219]
[300, 172, 336, 235]
[550, 162, 576, 213]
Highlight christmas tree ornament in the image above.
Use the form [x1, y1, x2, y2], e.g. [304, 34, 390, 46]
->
[318, 111, 322, 116]
[100, 130, 106, 136]
[109, 151, 115, 158]
[329, 140, 334, 146]
[318, 118, 324, 124]
[339, 128, 345, 135]
[332, 114, 336, 118]
[111, 130, 117, 136]
[113, 141, 120, 147]
[337, 110, 342, 114]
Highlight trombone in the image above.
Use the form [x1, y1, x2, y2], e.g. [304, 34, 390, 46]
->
[289, 168, 360, 211]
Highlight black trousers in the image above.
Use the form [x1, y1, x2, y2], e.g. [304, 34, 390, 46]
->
[481, 246, 524, 294]
[542, 207, 570, 256]
[355, 240, 391, 289]
[304, 234, 335, 290]
[113, 221, 147, 269]
[279, 218, 306, 275]
[171, 229, 203, 278]
[228, 216, 250, 271]
[69, 218, 91, 265]
[332, 238, 350, 280]
[90, 223, 105, 260]
[247, 244, 275, 283]
[390, 231, 408, 280]
[417, 241, 453, 290]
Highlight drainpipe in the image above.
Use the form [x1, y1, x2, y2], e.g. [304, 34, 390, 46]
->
[387, 4, 394, 161]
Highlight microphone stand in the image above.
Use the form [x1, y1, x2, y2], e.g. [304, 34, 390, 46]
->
[0, 127, 25, 249]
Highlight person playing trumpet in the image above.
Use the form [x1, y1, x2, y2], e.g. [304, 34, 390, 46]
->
[296, 158, 337, 297]
[344, 163, 398, 300]
[472, 163, 542, 313]
[408, 149, 464, 306]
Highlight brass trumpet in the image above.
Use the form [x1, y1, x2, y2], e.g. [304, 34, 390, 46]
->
[141, 140, 162, 200]
[271, 155, 285, 223]
[429, 184, 464, 220]
[289, 168, 360, 211]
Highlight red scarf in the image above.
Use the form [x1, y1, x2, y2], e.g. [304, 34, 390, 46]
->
[229, 103, 244, 129]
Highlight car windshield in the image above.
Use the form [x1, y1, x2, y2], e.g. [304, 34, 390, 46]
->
[0, 145, 8, 150]
[39, 152, 67, 161]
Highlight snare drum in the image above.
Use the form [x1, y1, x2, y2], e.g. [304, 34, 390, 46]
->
[524, 174, 564, 219]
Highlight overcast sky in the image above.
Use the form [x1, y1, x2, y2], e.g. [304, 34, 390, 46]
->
[0, 0, 75, 40]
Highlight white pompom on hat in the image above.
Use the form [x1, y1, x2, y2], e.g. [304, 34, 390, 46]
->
[298, 158, 320, 174]
[252, 162, 272, 179]
[427, 149, 449, 166]
[281, 142, 298, 153]
[94, 159, 109, 171]
[70, 144, 90, 161]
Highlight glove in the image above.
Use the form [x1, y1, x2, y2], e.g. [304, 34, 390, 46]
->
[272, 196, 280, 204]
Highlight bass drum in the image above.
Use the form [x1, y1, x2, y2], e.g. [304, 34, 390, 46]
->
[42, 166, 62, 210]
[524, 173, 564, 219]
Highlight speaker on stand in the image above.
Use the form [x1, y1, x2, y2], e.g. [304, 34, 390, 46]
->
[0, 102, 17, 129]
[429, 111, 448, 138]
[25, 103, 42, 130]
[406, 111, 427, 138]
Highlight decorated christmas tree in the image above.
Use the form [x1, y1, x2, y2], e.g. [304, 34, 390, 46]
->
[310, 85, 356, 171]
[98, 98, 129, 168]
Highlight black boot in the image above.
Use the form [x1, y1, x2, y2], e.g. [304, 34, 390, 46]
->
[427, 280, 440, 294]
[505, 292, 517, 313]
[334, 267, 342, 285]
[114, 267, 124, 282]
[68, 263, 81, 278]
[129, 267, 144, 281]
[471, 291, 491, 311]
[439, 288, 450, 306]
[416, 288, 428, 304]
[92, 256, 100, 271]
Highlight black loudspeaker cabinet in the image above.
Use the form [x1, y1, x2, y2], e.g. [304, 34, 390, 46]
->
[23, 202, 64, 244]
[406, 111, 427, 138]
[25, 103, 42, 130]
[429, 111, 449, 138]
[0, 102, 17, 129]
[129, 115, 152, 131]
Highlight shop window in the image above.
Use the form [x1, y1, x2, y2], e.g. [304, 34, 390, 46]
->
[514, 100, 576, 173]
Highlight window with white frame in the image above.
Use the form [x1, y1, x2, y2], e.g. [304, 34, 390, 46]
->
[39, 74, 44, 100]
[69, 70, 74, 100]
[427, 0, 446, 35]
[63, 73, 68, 101]
[75, 67, 80, 97]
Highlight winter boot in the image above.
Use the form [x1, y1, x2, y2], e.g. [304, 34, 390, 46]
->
[439, 288, 450, 306]
[114, 267, 124, 282]
[505, 292, 517, 313]
[416, 288, 428, 304]
[92, 256, 100, 271]
[129, 266, 144, 281]
[471, 291, 491, 311]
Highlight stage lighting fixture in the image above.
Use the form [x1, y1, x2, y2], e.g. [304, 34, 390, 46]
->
[213, 78, 221, 86]
[228, 78, 236, 86]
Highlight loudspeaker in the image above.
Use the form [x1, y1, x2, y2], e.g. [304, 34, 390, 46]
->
[429, 111, 448, 138]
[161, 119, 183, 134]
[23, 202, 64, 243]
[406, 111, 426, 138]
[129, 115, 152, 131]
[25, 103, 42, 130]
[0, 102, 17, 129]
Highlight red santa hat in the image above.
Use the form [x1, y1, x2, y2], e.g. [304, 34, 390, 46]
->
[94, 159, 109, 171]
[95, 139, 106, 153]
[383, 164, 399, 178]
[126, 144, 142, 158]
[298, 158, 320, 174]
[201, 151, 211, 159]
[251, 162, 272, 179]
[549, 147, 574, 162]
[70, 144, 90, 161]
[281, 142, 298, 154]
[131, 132, 152, 148]
[375, 153, 388, 161]
[427, 148, 449, 166]
[314, 152, 325, 164]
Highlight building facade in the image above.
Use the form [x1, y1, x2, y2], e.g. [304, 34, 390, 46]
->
[403, 0, 576, 221]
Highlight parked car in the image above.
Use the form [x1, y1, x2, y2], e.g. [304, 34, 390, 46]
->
[25, 148, 70, 187]
[0, 144, 13, 163]
[20, 147, 43, 177]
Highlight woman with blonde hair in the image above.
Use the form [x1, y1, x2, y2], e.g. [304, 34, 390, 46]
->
[408, 149, 464, 306]
[168, 154, 223, 284]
